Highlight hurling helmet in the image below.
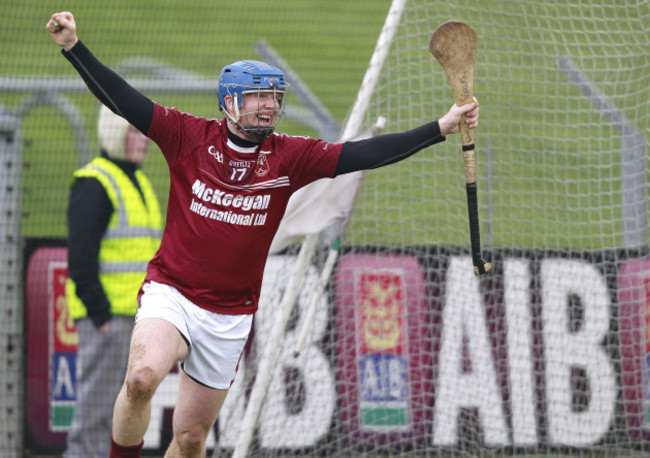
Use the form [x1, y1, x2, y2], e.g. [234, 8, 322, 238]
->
[218, 60, 288, 141]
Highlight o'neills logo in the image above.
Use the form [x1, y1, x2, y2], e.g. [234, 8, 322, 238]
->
[255, 154, 270, 177]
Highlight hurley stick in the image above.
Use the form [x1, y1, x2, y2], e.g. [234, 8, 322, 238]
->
[430, 21, 491, 275]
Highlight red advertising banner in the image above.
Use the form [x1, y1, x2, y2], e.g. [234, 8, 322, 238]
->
[25, 246, 75, 450]
[336, 253, 431, 446]
[618, 256, 650, 441]
[22, 242, 649, 454]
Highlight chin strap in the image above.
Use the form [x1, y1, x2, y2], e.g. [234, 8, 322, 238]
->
[220, 93, 276, 143]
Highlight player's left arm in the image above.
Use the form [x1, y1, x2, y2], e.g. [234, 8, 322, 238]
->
[334, 121, 444, 175]
[334, 101, 479, 176]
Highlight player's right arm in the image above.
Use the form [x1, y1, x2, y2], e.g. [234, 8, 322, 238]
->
[46, 11, 154, 135]
[45, 12, 77, 50]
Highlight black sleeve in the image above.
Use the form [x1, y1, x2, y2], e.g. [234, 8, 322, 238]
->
[334, 121, 446, 176]
[62, 40, 154, 135]
[67, 177, 114, 328]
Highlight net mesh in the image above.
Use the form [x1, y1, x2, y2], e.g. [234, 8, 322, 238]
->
[1, 0, 650, 456]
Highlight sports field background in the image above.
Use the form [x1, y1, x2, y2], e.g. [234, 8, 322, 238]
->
[1, 0, 649, 250]
[1, 0, 391, 237]
[3, 2, 650, 456]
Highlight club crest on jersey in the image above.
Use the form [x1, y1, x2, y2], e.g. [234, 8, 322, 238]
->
[255, 154, 270, 177]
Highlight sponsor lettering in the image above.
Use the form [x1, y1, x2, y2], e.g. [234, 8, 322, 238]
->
[29, 248, 632, 453]
[218, 256, 334, 448]
[191, 179, 270, 211]
[144, 254, 622, 450]
[190, 179, 270, 226]
[189, 199, 267, 226]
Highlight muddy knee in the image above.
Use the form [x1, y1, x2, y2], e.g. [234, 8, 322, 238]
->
[125, 366, 159, 404]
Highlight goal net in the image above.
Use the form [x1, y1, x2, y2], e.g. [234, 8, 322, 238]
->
[218, 0, 650, 457]
[2, 0, 649, 457]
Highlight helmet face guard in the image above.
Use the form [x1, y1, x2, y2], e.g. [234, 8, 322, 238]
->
[218, 60, 288, 142]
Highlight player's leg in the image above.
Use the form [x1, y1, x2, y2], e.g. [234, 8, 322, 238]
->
[112, 316, 189, 446]
[164, 370, 229, 457]
[163, 307, 253, 456]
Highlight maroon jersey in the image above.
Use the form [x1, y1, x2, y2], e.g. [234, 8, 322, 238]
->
[143, 103, 343, 315]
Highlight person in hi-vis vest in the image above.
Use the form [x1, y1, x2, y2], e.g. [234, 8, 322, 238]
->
[64, 104, 162, 458]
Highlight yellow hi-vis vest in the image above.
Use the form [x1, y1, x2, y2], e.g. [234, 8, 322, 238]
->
[66, 157, 162, 319]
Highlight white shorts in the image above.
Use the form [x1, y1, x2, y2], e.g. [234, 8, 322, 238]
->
[136, 281, 253, 389]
